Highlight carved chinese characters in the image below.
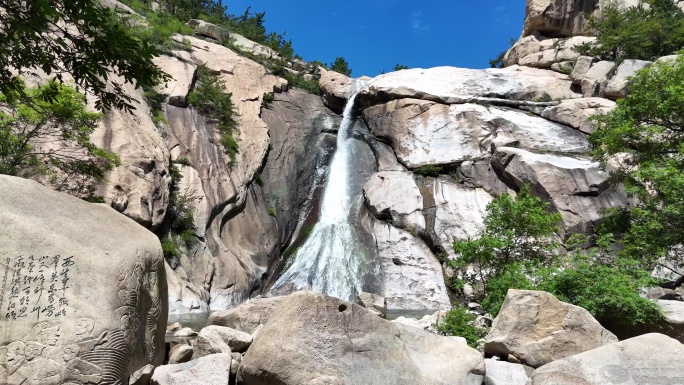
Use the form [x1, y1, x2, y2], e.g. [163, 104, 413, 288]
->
[1, 256, 74, 322]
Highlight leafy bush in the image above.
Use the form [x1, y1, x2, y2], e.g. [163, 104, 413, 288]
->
[262, 92, 275, 108]
[452, 185, 562, 295]
[161, 163, 198, 261]
[542, 253, 664, 327]
[267, 207, 277, 217]
[434, 306, 487, 348]
[129, 11, 194, 53]
[188, 65, 239, 164]
[0, 82, 119, 199]
[577, 0, 684, 61]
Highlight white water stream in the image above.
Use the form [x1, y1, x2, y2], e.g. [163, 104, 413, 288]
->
[271, 82, 368, 300]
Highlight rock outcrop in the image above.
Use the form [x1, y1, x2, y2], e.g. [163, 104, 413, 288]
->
[485, 290, 618, 368]
[0, 175, 167, 384]
[151, 353, 233, 385]
[237, 292, 485, 385]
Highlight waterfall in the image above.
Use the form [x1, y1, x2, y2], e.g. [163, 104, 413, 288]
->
[271, 81, 368, 301]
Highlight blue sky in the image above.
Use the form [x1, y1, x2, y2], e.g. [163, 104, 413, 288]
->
[222, 1, 525, 77]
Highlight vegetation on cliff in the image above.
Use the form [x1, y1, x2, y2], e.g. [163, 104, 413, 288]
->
[0, 0, 169, 112]
[0, 82, 120, 200]
[578, 0, 684, 61]
[450, 184, 663, 331]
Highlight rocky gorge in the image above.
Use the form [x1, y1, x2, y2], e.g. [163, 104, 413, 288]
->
[2, 0, 684, 384]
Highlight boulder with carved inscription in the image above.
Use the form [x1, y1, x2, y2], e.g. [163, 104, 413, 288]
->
[0, 175, 167, 385]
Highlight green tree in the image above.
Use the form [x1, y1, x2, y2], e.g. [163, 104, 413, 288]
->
[488, 38, 516, 68]
[590, 55, 684, 271]
[330, 57, 352, 76]
[0, 0, 169, 111]
[578, 0, 684, 61]
[0, 82, 120, 199]
[434, 305, 487, 348]
[393, 64, 409, 71]
[452, 185, 562, 297]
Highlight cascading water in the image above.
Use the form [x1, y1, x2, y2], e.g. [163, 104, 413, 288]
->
[271, 82, 369, 301]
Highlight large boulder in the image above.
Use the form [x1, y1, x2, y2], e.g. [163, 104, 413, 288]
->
[237, 292, 485, 385]
[358, 66, 581, 107]
[319, 68, 353, 113]
[580, 60, 615, 97]
[657, 299, 684, 343]
[363, 99, 588, 169]
[0, 175, 167, 384]
[531, 333, 684, 384]
[151, 353, 232, 385]
[152, 54, 197, 107]
[485, 290, 618, 368]
[193, 325, 252, 359]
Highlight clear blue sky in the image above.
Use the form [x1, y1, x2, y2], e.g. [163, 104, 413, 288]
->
[221, 1, 525, 77]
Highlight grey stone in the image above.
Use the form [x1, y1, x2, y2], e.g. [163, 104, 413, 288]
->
[169, 343, 194, 364]
[531, 333, 684, 385]
[605, 59, 652, 99]
[130, 364, 155, 385]
[580, 61, 616, 97]
[238, 292, 485, 385]
[484, 360, 530, 385]
[363, 171, 425, 232]
[570, 56, 594, 85]
[354, 292, 387, 318]
[485, 290, 618, 368]
[151, 353, 232, 385]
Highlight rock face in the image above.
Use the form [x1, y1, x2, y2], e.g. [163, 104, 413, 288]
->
[531, 333, 684, 384]
[93, 81, 171, 231]
[540, 97, 615, 134]
[0, 175, 167, 384]
[372, 223, 451, 311]
[193, 325, 252, 359]
[485, 290, 618, 368]
[160, 33, 285, 311]
[363, 171, 425, 232]
[358, 66, 581, 107]
[522, 0, 643, 38]
[237, 292, 485, 385]
[492, 147, 627, 233]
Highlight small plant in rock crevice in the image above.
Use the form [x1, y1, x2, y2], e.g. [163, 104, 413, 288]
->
[434, 305, 487, 348]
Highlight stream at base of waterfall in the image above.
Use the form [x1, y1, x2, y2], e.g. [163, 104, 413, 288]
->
[270, 81, 370, 301]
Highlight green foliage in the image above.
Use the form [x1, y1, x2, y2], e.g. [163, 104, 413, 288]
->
[271, 65, 321, 95]
[267, 206, 277, 217]
[0, 0, 169, 112]
[253, 171, 263, 186]
[435, 306, 487, 348]
[223, 7, 294, 59]
[188, 66, 239, 164]
[330, 57, 352, 76]
[451, 184, 664, 327]
[130, 11, 195, 53]
[413, 165, 444, 177]
[542, 252, 664, 327]
[577, 0, 684, 61]
[534, 93, 553, 103]
[393, 64, 409, 71]
[143, 87, 167, 127]
[262, 92, 275, 108]
[0, 82, 119, 199]
[452, 185, 562, 295]
[589, 55, 684, 269]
